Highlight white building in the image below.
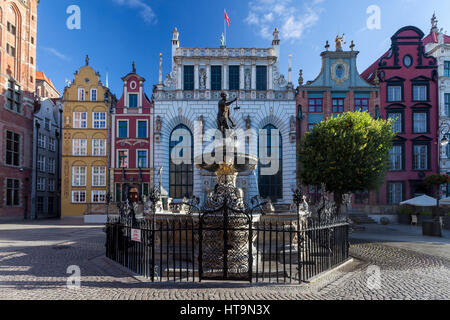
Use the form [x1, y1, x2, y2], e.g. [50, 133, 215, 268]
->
[152, 28, 297, 206]
[425, 14, 450, 196]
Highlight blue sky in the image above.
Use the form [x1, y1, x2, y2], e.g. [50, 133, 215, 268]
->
[37, 0, 450, 97]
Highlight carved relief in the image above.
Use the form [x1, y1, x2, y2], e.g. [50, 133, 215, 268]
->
[199, 68, 207, 90]
[244, 69, 251, 90]
[64, 160, 70, 199]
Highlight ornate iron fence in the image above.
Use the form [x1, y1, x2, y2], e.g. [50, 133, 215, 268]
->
[105, 214, 350, 284]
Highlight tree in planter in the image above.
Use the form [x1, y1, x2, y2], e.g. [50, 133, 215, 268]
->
[298, 112, 395, 215]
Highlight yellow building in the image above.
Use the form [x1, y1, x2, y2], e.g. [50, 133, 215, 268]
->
[61, 56, 115, 217]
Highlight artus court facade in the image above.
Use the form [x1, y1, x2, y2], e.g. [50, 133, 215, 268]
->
[152, 28, 297, 206]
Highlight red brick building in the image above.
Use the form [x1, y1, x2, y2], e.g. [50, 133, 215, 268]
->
[111, 63, 154, 202]
[0, 0, 38, 218]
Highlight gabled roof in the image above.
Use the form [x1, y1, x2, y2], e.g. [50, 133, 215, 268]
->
[36, 71, 61, 96]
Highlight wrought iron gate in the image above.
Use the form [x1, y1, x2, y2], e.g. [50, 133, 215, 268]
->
[198, 200, 253, 282]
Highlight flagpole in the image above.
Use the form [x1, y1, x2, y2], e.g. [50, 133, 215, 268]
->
[224, 9, 227, 47]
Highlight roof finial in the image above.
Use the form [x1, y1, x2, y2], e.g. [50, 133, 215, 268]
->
[335, 34, 345, 51]
[431, 12, 438, 33]
[298, 69, 304, 86]
[85, 54, 90, 66]
[325, 40, 330, 51]
[132, 61, 136, 73]
[350, 40, 355, 51]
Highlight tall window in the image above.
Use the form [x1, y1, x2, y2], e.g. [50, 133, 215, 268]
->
[93, 112, 106, 129]
[211, 66, 222, 91]
[118, 121, 128, 138]
[44, 118, 50, 130]
[229, 66, 240, 90]
[38, 155, 46, 172]
[48, 138, 56, 152]
[48, 158, 56, 174]
[48, 179, 56, 192]
[72, 191, 86, 203]
[387, 85, 402, 102]
[72, 139, 87, 156]
[6, 179, 20, 206]
[128, 94, 138, 108]
[389, 145, 403, 171]
[38, 134, 46, 149]
[6, 44, 16, 57]
[413, 144, 428, 170]
[309, 98, 323, 113]
[355, 98, 369, 112]
[92, 167, 106, 187]
[413, 112, 427, 133]
[48, 197, 54, 213]
[184, 66, 194, 90]
[137, 120, 147, 138]
[90, 89, 97, 101]
[413, 85, 427, 101]
[169, 125, 193, 199]
[7, 22, 16, 35]
[78, 88, 85, 101]
[92, 139, 106, 156]
[118, 150, 128, 168]
[6, 131, 20, 167]
[37, 178, 46, 191]
[259, 124, 282, 202]
[445, 93, 450, 117]
[388, 182, 403, 204]
[36, 197, 44, 213]
[444, 61, 450, 77]
[256, 66, 267, 91]
[137, 150, 148, 168]
[332, 98, 344, 113]
[7, 80, 21, 113]
[388, 112, 402, 133]
[72, 167, 87, 187]
[73, 112, 87, 129]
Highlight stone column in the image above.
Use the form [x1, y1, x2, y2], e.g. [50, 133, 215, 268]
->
[268, 64, 273, 91]
[194, 64, 199, 90]
[240, 62, 244, 90]
[223, 64, 228, 91]
[206, 64, 211, 90]
[251, 63, 256, 90]
[177, 63, 182, 90]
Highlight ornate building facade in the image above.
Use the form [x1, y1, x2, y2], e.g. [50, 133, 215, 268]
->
[152, 28, 297, 206]
[0, 0, 39, 218]
[36, 71, 60, 99]
[296, 36, 380, 206]
[424, 14, 450, 197]
[61, 57, 115, 217]
[361, 26, 439, 207]
[111, 63, 154, 203]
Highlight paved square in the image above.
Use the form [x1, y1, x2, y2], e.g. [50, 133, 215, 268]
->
[0, 219, 449, 300]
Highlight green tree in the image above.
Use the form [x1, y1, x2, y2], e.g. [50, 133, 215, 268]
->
[298, 112, 395, 215]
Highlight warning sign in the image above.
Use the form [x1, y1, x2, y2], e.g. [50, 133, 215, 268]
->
[131, 229, 141, 243]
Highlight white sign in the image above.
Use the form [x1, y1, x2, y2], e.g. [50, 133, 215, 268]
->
[131, 229, 141, 243]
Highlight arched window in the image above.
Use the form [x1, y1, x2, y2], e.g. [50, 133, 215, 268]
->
[258, 124, 282, 202]
[169, 124, 193, 199]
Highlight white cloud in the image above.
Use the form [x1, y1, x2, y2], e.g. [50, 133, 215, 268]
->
[112, 0, 156, 23]
[43, 47, 70, 61]
[245, 0, 325, 41]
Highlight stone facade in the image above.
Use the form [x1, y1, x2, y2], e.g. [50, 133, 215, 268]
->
[424, 14, 450, 198]
[152, 28, 297, 205]
[296, 37, 380, 206]
[0, 0, 38, 218]
[111, 63, 154, 203]
[31, 98, 62, 219]
[361, 26, 439, 206]
[61, 57, 116, 217]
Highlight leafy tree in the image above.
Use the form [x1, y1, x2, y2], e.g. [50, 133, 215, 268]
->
[298, 112, 395, 215]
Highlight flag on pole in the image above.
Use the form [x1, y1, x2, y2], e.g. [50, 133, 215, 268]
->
[224, 10, 230, 27]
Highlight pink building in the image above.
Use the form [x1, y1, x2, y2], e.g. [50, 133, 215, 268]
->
[361, 26, 439, 206]
[111, 63, 154, 202]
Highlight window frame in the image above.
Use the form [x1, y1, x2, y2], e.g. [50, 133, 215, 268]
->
[354, 98, 369, 112]
[387, 181, 404, 205]
[412, 142, 430, 171]
[211, 65, 222, 91]
[137, 120, 148, 139]
[72, 139, 88, 156]
[387, 84, 403, 102]
[92, 166, 107, 187]
[6, 179, 20, 207]
[93, 112, 107, 129]
[72, 191, 87, 204]
[117, 120, 129, 138]
[5, 131, 20, 167]
[256, 66, 268, 91]
[92, 139, 107, 156]
[183, 65, 194, 91]
[90, 89, 97, 102]
[128, 93, 138, 108]
[136, 150, 148, 169]
[117, 150, 129, 169]
[78, 88, 85, 101]
[228, 65, 240, 91]
[72, 166, 87, 187]
[73, 112, 87, 129]
[332, 98, 345, 114]
[308, 98, 323, 113]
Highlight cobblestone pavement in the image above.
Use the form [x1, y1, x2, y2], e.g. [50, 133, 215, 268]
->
[0, 219, 449, 300]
